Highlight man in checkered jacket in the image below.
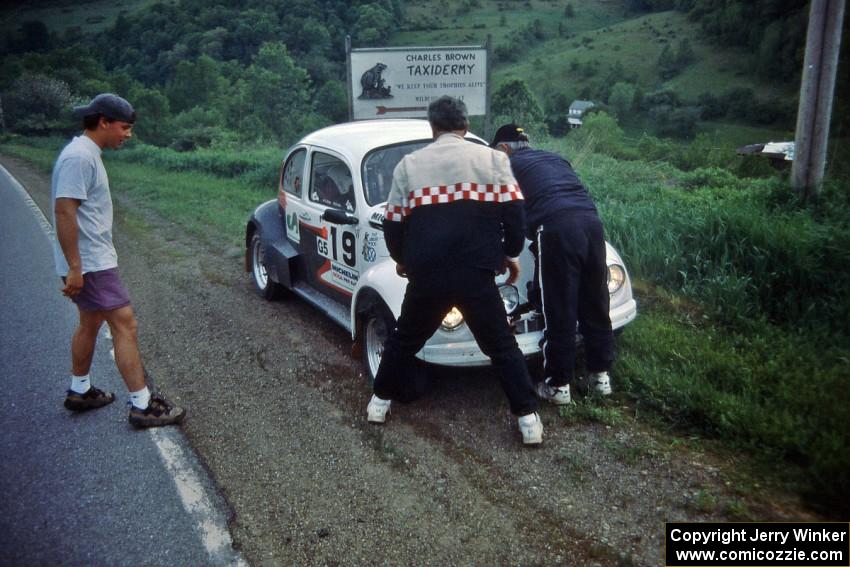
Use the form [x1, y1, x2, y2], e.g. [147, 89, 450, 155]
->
[366, 96, 543, 446]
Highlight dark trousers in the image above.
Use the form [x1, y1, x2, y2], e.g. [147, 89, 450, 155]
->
[373, 269, 539, 416]
[536, 214, 615, 387]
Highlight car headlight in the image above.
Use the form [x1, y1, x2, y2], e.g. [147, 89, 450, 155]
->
[608, 264, 625, 294]
[441, 307, 464, 331]
[499, 284, 520, 315]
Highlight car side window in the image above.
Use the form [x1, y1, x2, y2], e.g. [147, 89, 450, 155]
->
[362, 141, 429, 206]
[310, 152, 355, 213]
[282, 149, 306, 197]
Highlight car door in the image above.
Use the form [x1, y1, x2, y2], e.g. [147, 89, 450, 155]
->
[278, 146, 308, 246]
[298, 150, 360, 307]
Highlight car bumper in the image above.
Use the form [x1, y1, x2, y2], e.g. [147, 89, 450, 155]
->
[418, 298, 637, 368]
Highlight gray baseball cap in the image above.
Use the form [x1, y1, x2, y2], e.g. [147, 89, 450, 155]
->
[73, 93, 136, 123]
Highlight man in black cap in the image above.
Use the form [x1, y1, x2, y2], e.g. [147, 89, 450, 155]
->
[491, 123, 615, 404]
[366, 97, 543, 445]
[52, 93, 186, 428]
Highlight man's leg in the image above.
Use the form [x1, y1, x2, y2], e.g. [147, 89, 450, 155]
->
[101, 304, 186, 427]
[373, 285, 450, 403]
[578, 219, 615, 374]
[538, 224, 584, 388]
[458, 281, 538, 417]
[64, 307, 116, 411]
[71, 308, 105, 376]
[102, 305, 146, 392]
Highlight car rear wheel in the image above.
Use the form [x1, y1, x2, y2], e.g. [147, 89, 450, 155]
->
[250, 233, 282, 300]
[362, 303, 394, 384]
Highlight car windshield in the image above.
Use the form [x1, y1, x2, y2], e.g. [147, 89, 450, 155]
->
[361, 140, 430, 206]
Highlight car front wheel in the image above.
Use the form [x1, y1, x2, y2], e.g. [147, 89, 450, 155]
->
[362, 303, 394, 384]
[250, 233, 282, 300]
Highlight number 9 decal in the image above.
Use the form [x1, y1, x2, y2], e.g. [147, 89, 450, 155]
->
[342, 231, 356, 268]
[323, 226, 357, 268]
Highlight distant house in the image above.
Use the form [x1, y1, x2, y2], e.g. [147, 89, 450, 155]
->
[736, 141, 795, 169]
[568, 100, 595, 128]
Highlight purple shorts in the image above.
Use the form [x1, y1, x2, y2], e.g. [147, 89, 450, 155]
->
[63, 268, 132, 312]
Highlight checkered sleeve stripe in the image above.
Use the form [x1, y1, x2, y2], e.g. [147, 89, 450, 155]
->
[407, 183, 523, 210]
[384, 204, 410, 222]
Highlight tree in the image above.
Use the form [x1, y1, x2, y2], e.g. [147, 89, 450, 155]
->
[293, 18, 332, 56]
[354, 3, 394, 45]
[240, 42, 313, 143]
[314, 80, 348, 123]
[657, 44, 679, 79]
[128, 87, 172, 147]
[17, 20, 50, 53]
[2, 73, 72, 134]
[697, 92, 727, 120]
[491, 79, 545, 127]
[564, 3, 575, 18]
[543, 90, 572, 136]
[652, 106, 698, 138]
[167, 55, 227, 114]
[570, 111, 624, 156]
[609, 82, 636, 118]
[676, 38, 695, 66]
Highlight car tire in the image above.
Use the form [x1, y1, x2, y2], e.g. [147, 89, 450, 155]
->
[362, 303, 395, 384]
[250, 233, 283, 300]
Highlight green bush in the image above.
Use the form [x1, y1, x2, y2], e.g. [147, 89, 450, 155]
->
[114, 143, 282, 189]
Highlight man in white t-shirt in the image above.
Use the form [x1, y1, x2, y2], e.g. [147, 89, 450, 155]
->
[53, 93, 185, 428]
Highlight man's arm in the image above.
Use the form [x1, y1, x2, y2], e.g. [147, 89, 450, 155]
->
[54, 197, 83, 296]
[500, 200, 526, 285]
[382, 160, 408, 273]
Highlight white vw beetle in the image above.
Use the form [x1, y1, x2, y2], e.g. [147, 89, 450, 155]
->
[246, 120, 637, 380]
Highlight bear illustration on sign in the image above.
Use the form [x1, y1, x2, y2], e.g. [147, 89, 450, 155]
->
[358, 63, 392, 99]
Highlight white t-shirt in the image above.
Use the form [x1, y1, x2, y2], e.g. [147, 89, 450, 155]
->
[51, 135, 118, 276]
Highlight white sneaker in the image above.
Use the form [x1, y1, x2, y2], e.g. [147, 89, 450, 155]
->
[536, 378, 571, 405]
[518, 412, 543, 445]
[590, 372, 612, 396]
[366, 394, 391, 423]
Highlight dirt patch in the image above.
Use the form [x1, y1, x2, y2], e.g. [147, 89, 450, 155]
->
[3, 153, 825, 566]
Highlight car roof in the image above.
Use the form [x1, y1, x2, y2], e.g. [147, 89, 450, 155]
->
[297, 119, 486, 167]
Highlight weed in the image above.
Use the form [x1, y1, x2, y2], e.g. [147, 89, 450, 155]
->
[690, 489, 718, 514]
[558, 399, 623, 426]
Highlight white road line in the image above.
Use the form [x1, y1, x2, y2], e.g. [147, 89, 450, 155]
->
[150, 429, 249, 567]
[1, 164, 54, 236]
[3, 163, 247, 566]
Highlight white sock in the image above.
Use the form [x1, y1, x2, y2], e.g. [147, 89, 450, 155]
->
[70, 374, 91, 394]
[129, 386, 151, 410]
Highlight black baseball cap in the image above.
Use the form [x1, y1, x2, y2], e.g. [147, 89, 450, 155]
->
[73, 93, 136, 123]
[490, 123, 529, 147]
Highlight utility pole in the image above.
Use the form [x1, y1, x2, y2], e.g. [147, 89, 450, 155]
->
[791, 0, 846, 201]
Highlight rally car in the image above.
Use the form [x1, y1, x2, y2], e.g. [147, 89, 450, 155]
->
[245, 120, 637, 381]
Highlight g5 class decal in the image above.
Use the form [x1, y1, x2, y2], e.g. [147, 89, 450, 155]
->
[285, 210, 300, 243]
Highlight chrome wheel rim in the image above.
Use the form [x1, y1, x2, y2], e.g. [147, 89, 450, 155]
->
[365, 315, 388, 379]
[251, 238, 268, 290]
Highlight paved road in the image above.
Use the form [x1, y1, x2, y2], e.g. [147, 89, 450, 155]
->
[0, 166, 246, 566]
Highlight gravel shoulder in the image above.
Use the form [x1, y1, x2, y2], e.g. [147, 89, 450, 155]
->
[3, 154, 824, 567]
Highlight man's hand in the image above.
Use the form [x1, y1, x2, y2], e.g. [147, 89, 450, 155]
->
[395, 263, 408, 278]
[501, 258, 521, 285]
[62, 267, 84, 297]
